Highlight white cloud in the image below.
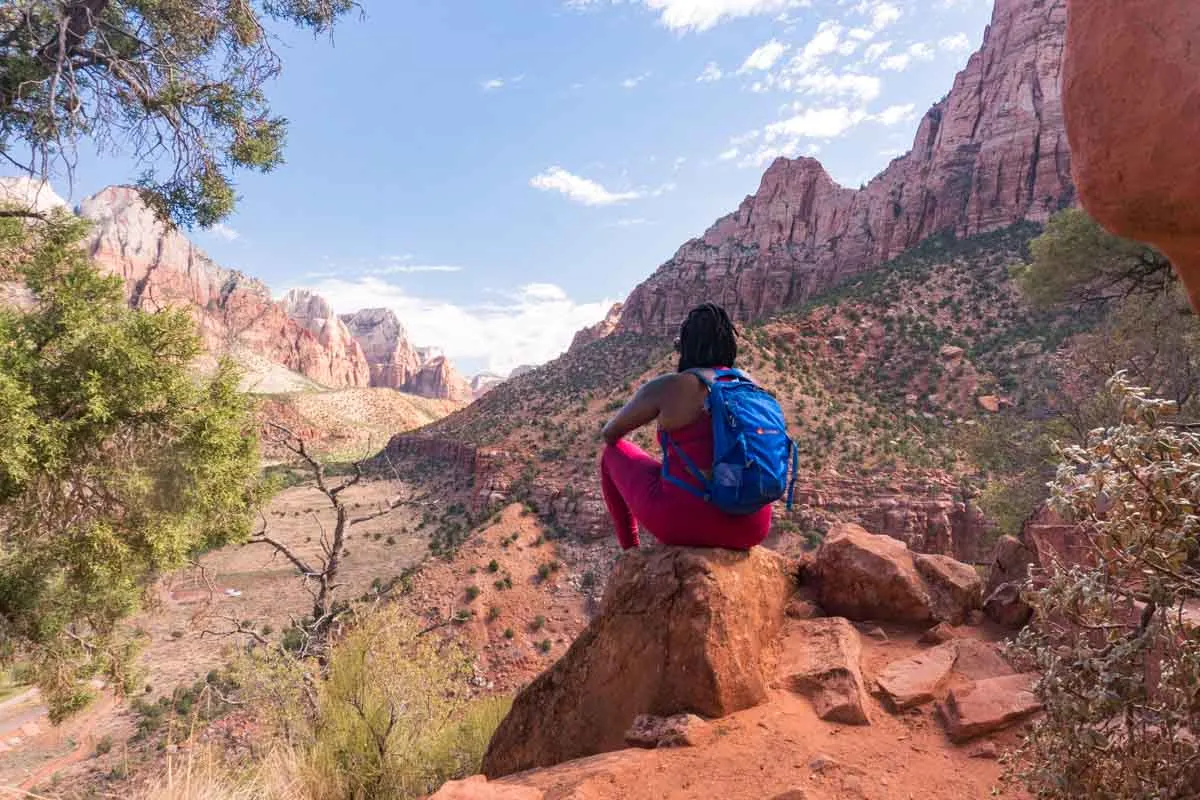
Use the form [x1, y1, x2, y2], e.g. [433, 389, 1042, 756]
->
[881, 53, 910, 71]
[208, 223, 239, 241]
[481, 78, 505, 91]
[283, 278, 614, 375]
[875, 103, 916, 125]
[794, 68, 881, 102]
[718, 147, 740, 161]
[621, 72, 650, 88]
[739, 39, 788, 73]
[763, 106, 869, 142]
[795, 20, 843, 71]
[530, 167, 642, 206]
[868, 2, 901, 31]
[639, 0, 805, 32]
[610, 217, 653, 227]
[939, 33, 971, 52]
[909, 42, 935, 60]
[864, 41, 891, 62]
[697, 61, 723, 82]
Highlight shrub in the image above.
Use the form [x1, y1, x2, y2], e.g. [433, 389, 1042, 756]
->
[94, 734, 113, 756]
[487, 560, 499, 573]
[531, 615, 545, 631]
[1006, 376, 1200, 799]
[239, 606, 506, 799]
[537, 639, 552, 653]
[465, 586, 480, 602]
[503, 628, 514, 640]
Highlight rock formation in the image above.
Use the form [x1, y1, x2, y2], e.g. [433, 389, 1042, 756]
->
[482, 546, 792, 778]
[80, 186, 374, 389]
[615, 0, 1072, 336]
[1063, 0, 1200, 308]
[339, 307, 423, 388]
[569, 302, 624, 351]
[279, 290, 372, 386]
[338, 307, 473, 401]
[814, 524, 983, 625]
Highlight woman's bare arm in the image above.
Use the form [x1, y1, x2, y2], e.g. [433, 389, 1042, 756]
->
[601, 376, 674, 445]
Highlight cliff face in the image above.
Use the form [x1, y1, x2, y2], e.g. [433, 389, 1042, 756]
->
[280, 289, 372, 387]
[339, 308, 474, 401]
[80, 186, 372, 389]
[569, 303, 624, 352]
[617, 0, 1072, 335]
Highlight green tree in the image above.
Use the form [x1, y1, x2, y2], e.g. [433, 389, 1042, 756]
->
[1007, 376, 1200, 799]
[1016, 208, 1174, 309]
[0, 0, 357, 227]
[0, 211, 262, 720]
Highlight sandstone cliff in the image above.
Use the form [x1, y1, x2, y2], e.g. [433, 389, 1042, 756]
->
[337, 308, 474, 400]
[616, 0, 1072, 335]
[81, 186, 374, 389]
[569, 302, 623, 351]
[280, 289, 372, 387]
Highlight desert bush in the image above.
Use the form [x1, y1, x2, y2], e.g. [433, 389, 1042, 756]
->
[1006, 376, 1200, 799]
[239, 605, 507, 800]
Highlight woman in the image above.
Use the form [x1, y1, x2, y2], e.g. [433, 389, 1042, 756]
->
[599, 303, 772, 551]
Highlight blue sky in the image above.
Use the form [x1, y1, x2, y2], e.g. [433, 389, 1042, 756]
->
[26, 0, 993, 376]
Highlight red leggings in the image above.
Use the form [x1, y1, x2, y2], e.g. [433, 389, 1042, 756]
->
[599, 440, 772, 551]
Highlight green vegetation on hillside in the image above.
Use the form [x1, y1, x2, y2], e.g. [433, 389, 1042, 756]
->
[0, 213, 262, 720]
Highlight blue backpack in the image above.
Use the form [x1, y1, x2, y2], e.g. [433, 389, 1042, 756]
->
[661, 368, 798, 515]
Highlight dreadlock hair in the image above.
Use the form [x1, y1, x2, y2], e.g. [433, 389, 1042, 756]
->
[676, 303, 738, 372]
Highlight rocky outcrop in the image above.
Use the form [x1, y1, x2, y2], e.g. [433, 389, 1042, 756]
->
[615, 0, 1072, 336]
[876, 643, 958, 711]
[482, 547, 792, 778]
[338, 307, 474, 401]
[339, 307, 422, 388]
[80, 186, 372, 389]
[569, 302, 624, 351]
[408, 355, 473, 403]
[280, 290, 371, 386]
[814, 524, 982, 625]
[1063, 0, 1200, 308]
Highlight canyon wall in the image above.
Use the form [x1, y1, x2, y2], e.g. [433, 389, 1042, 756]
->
[616, 0, 1072, 335]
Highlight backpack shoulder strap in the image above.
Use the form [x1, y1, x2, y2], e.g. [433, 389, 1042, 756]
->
[685, 367, 754, 388]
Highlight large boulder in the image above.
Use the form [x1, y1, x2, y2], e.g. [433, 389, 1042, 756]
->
[1064, 0, 1200, 308]
[815, 524, 983, 625]
[815, 525, 933, 623]
[913, 553, 983, 626]
[482, 546, 793, 778]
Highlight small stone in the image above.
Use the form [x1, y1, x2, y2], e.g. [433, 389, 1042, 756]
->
[809, 754, 839, 772]
[970, 741, 1000, 759]
[770, 791, 808, 800]
[919, 622, 963, 644]
[624, 713, 713, 749]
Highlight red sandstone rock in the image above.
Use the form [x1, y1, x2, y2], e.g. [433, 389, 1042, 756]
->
[615, 0, 1071, 336]
[913, 552, 983, 626]
[80, 186, 374, 390]
[281, 289, 371, 385]
[624, 713, 714, 749]
[481, 546, 792, 778]
[876, 643, 958, 710]
[815, 524, 933, 624]
[777, 617, 870, 725]
[569, 302, 624, 351]
[939, 673, 1042, 743]
[976, 395, 1001, 413]
[1063, 0, 1200, 308]
[983, 583, 1032, 629]
[339, 307, 473, 401]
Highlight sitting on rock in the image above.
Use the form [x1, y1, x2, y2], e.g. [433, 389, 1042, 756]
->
[599, 303, 794, 550]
